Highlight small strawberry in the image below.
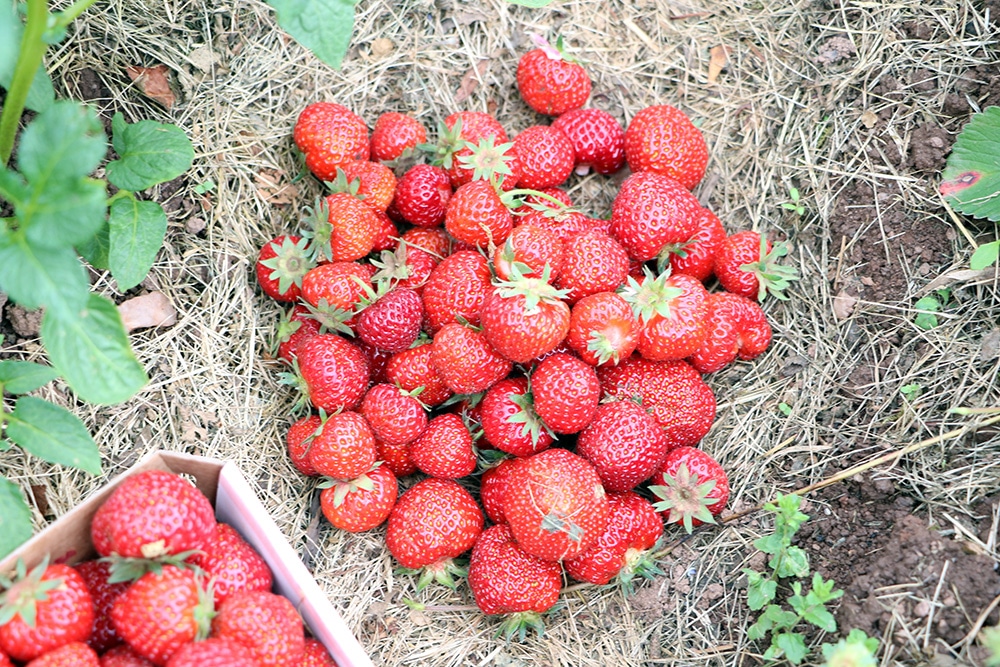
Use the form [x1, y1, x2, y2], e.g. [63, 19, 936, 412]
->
[649, 446, 729, 533]
[480, 265, 571, 365]
[385, 478, 484, 589]
[303, 194, 380, 263]
[164, 637, 257, 667]
[479, 377, 553, 458]
[24, 642, 99, 667]
[385, 343, 453, 407]
[467, 524, 563, 641]
[286, 334, 370, 413]
[714, 230, 799, 301]
[300, 261, 372, 316]
[430, 323, 512, 395]
[480, 458, 519, 525]
[623, 104, 709, 189]
[516, 35, 591, 116]
[503, 448, 610, 561]
[97, 644, 155, 666]
[332, 162, 397, 213]
[393, 164, 452, 228]
[355, 286, 425, 353]
[425, 112, 509, 188]
[444, 179, 513, 250]
[556, 229, 629, 303]
[319, 464, 398, 532]
[255, 235, 313, 303]
[301, 638, 337, 667]
[688, 292, 772, 374]
[620, 269, 709, 362]
[360, 383, 428, 445]
[492, 223, 563, 283]
[370, 112, 427, 163]
[294, 102, 370, 182]
[285, 414, 322, 476]
[91, 470, 216, 560]
[73, 559, 128, 654]
[575, 400, 670, 492]
[307, 410, 378, 480]
[530, 352, 600, 434]
[188, 523, 273, 606]
[421, 250, 493, 333]
[210, 591, 305, 667]
[661, 207, 726, 282]
[409, 412, 477, 479]
[273, 305, 322, 364]
[566, 291, 638, 366]
[550, 107, 626, 175]
[0, 561, 95, 663]
[609, 171, 702, 262]
[513, 125, 575, 190]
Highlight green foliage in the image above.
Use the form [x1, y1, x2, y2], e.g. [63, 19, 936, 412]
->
[913, 289, 950, 331]
[781, 187, 805, 216]
[0, 2, 53, 112]
[983, 624, 1000, 667]
[899, 383, 922, 400]
[821, 629, 879, 667]
[971, 240, 999, 270]
[940, 106, 1000, 222]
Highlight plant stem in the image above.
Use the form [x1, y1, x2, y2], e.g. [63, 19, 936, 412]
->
[53, 0, 98, 27]
[0, 0, 49, 169]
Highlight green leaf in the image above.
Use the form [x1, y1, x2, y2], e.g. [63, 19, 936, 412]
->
[106, 113, 194, 191]
[913, 296, 940, 331]
[971, 240, 1000, 270]
[107, 198, 167, 291]
[22, 176, 107, 248]
[761, 603, 800, 631]
[0, 2, 54, 112]
[754, 533, 784, 555]
[5, 396, 101, 474]
[77, 221, 111, 270]
[746, 571, 777, 610]
[775, 545, 810, 578]
[18, 101, 106, 184]
[940, 106, 1000, 222]
[265, 0, 359, 69]
[802, 605, 837, 633]
[0, 232, 90, 315]
[40, 294, 148, 405]
[774, 632, 809, 665]
[0, 477, 33, 560]
[0, 360, 59, 394]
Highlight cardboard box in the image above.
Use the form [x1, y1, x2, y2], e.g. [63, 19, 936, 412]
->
[0, 450, 374, 667]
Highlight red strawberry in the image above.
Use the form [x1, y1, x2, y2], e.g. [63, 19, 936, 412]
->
[97, 644, 155, 666]
[255, 235, 312, 303]
[360, 383, 428, 445]
[649, 446, 729, 533]
[530, 353, 600, 434]
[550, 107, 625, 175]
[334, 161, 397, 213]
[513, 125, 575, 190]
[714, 230, 799, 301]
[0, 562, 95, 663]
[73, 560, 128, 654]
[556, 229, 629, 303]
[444, 180, 513, 250]
[393, 164, 452, 228]
[356, 287, 424, 353]
[370, 209, 398, 252]
[305, 193, 380, 263]
[300, 261, 372, 317]
[575, 400, 670, 492]
[622, 270, 710, 362]
[210, 591, 304, 667]
[563, 491, 663, 587]
[164, 638, 257, 667]
[467, 524, 562, 640]
[516, 36, 591, 116]
[385, 478, 484, 589]
[385, 343, 453, 407]
[452, 135, 521, 191]
[688, 292, 772, 374]
[421, 250, 493, 333]
[623, 104, 709, 189]
[285, 414, 321, 476]
[375, 437, 417, 478]
[288, 334, 370, 413]
[293, 103, 369, 182]
[480, 377, 553, 458]
[492, 223, 563, 282]
[110, 566, 208, 665]
[300, 638, 337, 667]
[188, 523, 273, 606]
[91, 470, 216, 560]
[25, 642, 98, 667]
[480, 267, 571, 365]
[566, 291, 637, 366]
[0, 649, 9, 667]
[319, 464, 398, 532]
[662, 207, 726, 282]
[273, 305, 322, 364]
[430, 323, 512, 395]
[358, 339, 393, 386]
[609, 172, 702, 262]
[370, 112, 427, 163]
[502, 448, 610, 561]
[428, 112, 509, 188]
[409, 413, 477, 479]
[307, 410, 377, 480]
[480, 458, 519, 524]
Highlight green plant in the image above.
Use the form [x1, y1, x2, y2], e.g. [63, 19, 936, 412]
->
[0, 0, 193, 558]
[913, 289, 949, 331]
[899, 383, 923, 400]
[821, 629, 879, 667]
[982, 623, 1000, 667]
[780, 187, 805, 216]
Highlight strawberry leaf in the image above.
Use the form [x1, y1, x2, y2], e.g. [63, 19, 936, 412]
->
[940, 106, 1000, 222]
[108, 197, 168, 291]
[106, 113, 194, 192]
[4, 395, 101, 474]
[0, 479, 33, 560]
[265, 0, 358, 70]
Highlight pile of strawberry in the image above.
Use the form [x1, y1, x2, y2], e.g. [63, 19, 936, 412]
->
[257, 35, 798, 638]
[0, 470, 338, 666]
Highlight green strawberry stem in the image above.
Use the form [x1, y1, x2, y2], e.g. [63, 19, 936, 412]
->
[399, 558, 468, 592]
[507, 388, 555, 447]
[495, 610, 547, 643]
[500, 187, 570, 213]
[617, 546, 664, 596]
[104, 550, 203, 584]
[649, 462, 718, 534]
[494, 263, 570, 314]
[741, 236, 800, 301]
[0, 557, 60, 628]
[259, 236, 313, 296]
[0, 0, 48, 167]
[457, 136, 516, 185]
[618, 267, 684, 323]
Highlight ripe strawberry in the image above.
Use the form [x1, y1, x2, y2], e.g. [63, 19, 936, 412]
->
[285, 414, 321, 476]
[273, 305, 322, 364]
[255, 235, 312, 302]
[73, 560, 128, 654]
[188, 523, 273, 606]
[385, 478, 484, 589]
[714, 230, 799, 301]
[452, 135, 521, 191]
[516, 36, 591, 116]
[300, 261, 372, 316]
[0, 649, 9, 667]
[307, 410, 377, 480]
[444, 179, 513, 249]
[370, 111, 427, 163]
[688, 292, 772, 374]
[662, 207, 726, 282]
[467, 524, 562, 640]
[480, 266, 571, 364]
[376, 437, 417, 478]
[649, 446, 729, 533]
[0, 561, 95, 663]
[301, 638, 337, 667]
[609, 172, 702, 262]
[480, 377, 553, 458]
[110, 566, 209, 665]
[623, 104, 709, 189]
[503, 448, 610, 561]
[164, 637, 257, 667]
[530, 353, 600, 434]
[370, 209, 398, 252]
[563, 491, 663, 587]
[421, 250, 493, 333]
[97, 644, 155, 666]
[356, 286, 424, 353]
[319, 464, 398, 532]
[393, 164, 452, 228]
[597, 357, 715, 448]
[25, 642, 99, 667]
[385, 343, 453, 407]
[492, 223, 563, 282]
[480, 458, 519, 524]
[334, 161, 397, 212]
[575, 400, 670, 492]
[288, 334, 370, 413]
[91, 470, 216, 560]
[621, 270, 709, 361]
[556, 229, 629, 303]
[294, 102, 369, 182]
[211, 591, 305, 667]
[550, 107, 626, 175]
[427, 112, 509, 188]
[430, 324, 512, 395]
[408, 413, 477, 479]
[566, 291, 638, 366]
[518, 206, 593, 243]
[513, 125, 575, 190]
[304, 193, 380, 263]
[360, 383, 428, 445]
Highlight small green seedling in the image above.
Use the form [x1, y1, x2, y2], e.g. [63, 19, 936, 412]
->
[913, 289, 950, 331]
[781, 187, 805, 216]
[982, 623, 1000, 667]
[778, 402, 793, 417]
[821, 629, 879, 667]
[899, 383, 923, 400]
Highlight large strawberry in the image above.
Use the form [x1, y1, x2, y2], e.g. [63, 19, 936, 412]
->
[515, 35, 591, 115]
[355, 286, 424, 353]
[360, 383, 428, 445]
[575, 400, 670, 492]
[623, 104, 709, 189]
[620, 269, 709, 362]
[556, 229, 629, 303]
[287, 334, 370, 413]
[255, 235, 312, 303]
[307, 410, 377, 480]
[393, 164, 452, 228]
[319, 463, 398, 532]
[550, 107, 626, 175]
[491, 223, 564, 283]
[444, 179, 513, 250]
[385, 478, 484, 589]
[565, 291, 638, 366]
[513, 125, 575, 190]
[648, 446, 729, 533]
[609, 172, 702, 262]
[430, 323, 512, 395]
[384, 343, 452, 407]
[480, 265, 571, 364]
[91, 470, 216, 560]
[688, 292, 772, 374]
[293, 102, 369, 182]
[421, 250, 493, 333]
[164, 638, 257, 667]
[503, 448, 609, 561]
[479, 376, 553, 458]
[73, 559, 129, 654]
[0, 561, 95, 663]
[188, 523, 273, 606]
[210, 591, 304, 667]
[408, 412, 477, 479]
[714, 230, 799, 301]
[427, 111, 509, 188]
[369, 111, 427, 163]
[24, 642, 99, 667]
[662, 207, 726, 282]
[530, 353, 600, 435]
[466, 524, 563, 641]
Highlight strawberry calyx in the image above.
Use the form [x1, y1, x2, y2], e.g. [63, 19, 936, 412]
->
[298, 298, 355, 336]
[654, 239, 693, 273]
[270, 309, 304, 357]
[618, 267, 684, 323]
[420, 118, 464, 170]
[0, 557, 61, 628]
[739, 236, 800, 301]
[323, 168, 365, 201]
[648, 462, 719, 534]
[456, 136, 516, 186]
[617, 545, 664, 596]
[299, 198, 335, 263]
[495, 610, 548, 643]
[493, 263, 570, 315]
[585, 320, 632, 366]
[193, 576, 217, 642]
[258, 236, 314, 297]
[506, 384, 555, 448]
[398, 557, 468, 591]
[527, 33, 580, 65]
[500, 187, 570, 214]
[317, 462, 382, 502]
[369, 244, 414, 287]
[278, 358, 319, 414]
[103, 550, 203, 585]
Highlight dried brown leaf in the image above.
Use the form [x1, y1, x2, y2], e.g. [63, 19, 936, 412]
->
[255, 169, 298, 206]
[708, 45, 731, 85]
[125, 64, 176, 108]
[455, 59, 491, 105]
[118, 292, 178, 332]
[832, 291, 857, 320]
